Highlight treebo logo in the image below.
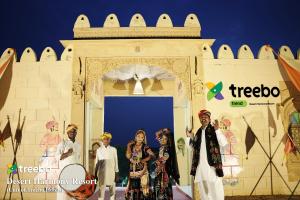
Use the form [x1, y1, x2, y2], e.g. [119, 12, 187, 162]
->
[229, 84, 280, 98]
[206, 81, 224, 101]
[7, 163, 51, 174]
[7, 163, 17, 175]
[205, 81, 280, 101]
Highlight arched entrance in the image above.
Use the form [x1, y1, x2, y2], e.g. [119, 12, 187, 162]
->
[81, 58, 192, 186]
[65, 15, 211, 196]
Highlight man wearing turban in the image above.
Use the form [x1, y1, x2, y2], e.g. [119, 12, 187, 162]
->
[186, 110, 227, 200]
[94, 132, 119, 200]
[56, 123, 81, 200]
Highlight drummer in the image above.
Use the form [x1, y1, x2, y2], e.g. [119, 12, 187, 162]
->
[94, 132, 119, 200]
[56, 124, 81, 200]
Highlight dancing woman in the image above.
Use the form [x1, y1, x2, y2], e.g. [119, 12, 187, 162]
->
[125, 129, 155, 200]
[153, 128, 180, 200]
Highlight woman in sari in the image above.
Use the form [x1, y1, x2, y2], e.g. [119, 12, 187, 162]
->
[125, 129, 155, 200]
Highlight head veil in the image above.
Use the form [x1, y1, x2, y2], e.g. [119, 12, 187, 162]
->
[160, 128, 180, 184]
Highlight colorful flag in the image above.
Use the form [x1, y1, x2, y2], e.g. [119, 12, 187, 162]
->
[268, 106, 277, 137]
[245, 124, 256, 159]
[277, 54, 300, 92]
[0, 49, 15, 80]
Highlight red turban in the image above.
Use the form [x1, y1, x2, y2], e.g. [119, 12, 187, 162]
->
[198, 109, 211, 118]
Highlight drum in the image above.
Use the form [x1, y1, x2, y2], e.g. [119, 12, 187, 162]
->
[59, 164, 96, 200]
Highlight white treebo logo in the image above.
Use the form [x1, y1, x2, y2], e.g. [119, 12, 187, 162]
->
[17, 165, 51, 173]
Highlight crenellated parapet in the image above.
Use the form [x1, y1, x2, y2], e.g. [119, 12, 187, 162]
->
[1, 44, 299, 63]
[73, 13, 201, 39]
[200, 44, 299, 60]
[1, 48, 17, 61]
[2, 44, 299, 63]
[0, 45, 73, 62]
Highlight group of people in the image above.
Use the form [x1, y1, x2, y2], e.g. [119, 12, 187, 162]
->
[93, 128, 180, 200]
[55, 109, 227, 200]
[125, 128, 180, 200]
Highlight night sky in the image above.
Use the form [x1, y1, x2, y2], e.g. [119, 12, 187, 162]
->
[104, 97, 173, 147]
[0, 0, 299, 56]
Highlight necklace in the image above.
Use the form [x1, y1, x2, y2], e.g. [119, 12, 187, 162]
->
[134, 144, 142, 152]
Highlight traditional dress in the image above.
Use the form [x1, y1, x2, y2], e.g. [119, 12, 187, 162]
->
[55, 138, 81, 200]
[154, 130, 180, 200]
[188, 123, 227, 200]
[154, 146, 174, 200]
[95, 143, 119, 200]
[125, 143, 152, 200]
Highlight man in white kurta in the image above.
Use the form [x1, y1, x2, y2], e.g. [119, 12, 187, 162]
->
[187, 110, 227, 200]
[56, 124, 81, 200]
[95, 132, 119, 200]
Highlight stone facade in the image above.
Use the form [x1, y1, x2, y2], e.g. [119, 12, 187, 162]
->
[0, 13, 299, 200]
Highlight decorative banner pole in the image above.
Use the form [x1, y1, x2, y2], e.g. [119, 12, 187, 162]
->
[243, 113, 295, 197]
[3, 109, 25, 200]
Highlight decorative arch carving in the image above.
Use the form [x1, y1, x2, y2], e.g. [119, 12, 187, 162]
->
[85, 57, 191, 101]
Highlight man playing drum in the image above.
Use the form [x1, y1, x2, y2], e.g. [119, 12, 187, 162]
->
[94, 132, 119, 200]
[56, 124, 81, 200]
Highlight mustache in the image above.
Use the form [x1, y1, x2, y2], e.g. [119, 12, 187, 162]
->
[200, 119, 209, 123]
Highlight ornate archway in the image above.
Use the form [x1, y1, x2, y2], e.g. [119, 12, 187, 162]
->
[65, 13, 210, 197]
[70, 55, 203, 187]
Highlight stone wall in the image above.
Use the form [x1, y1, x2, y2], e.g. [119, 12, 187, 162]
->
[0, 47, 73, 200]
[192, 44, 300, 199]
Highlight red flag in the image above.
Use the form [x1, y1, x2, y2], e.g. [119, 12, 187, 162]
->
[0, 49, 15, 80]
[277, 54, 300, 92]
